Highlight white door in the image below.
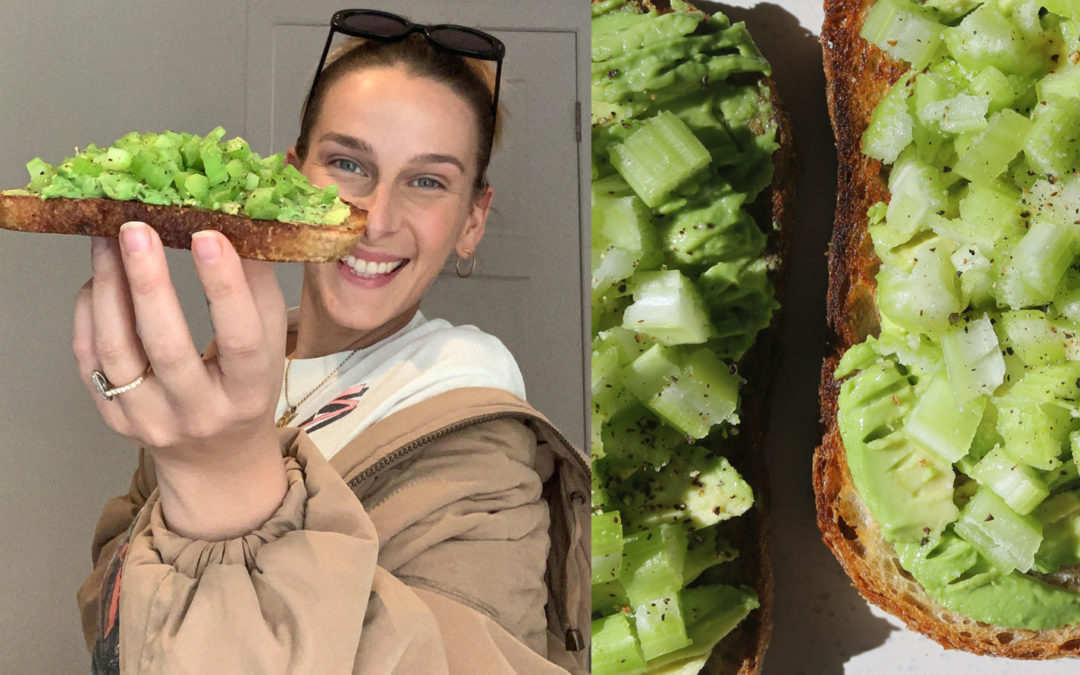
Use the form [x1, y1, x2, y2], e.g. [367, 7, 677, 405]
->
[244, 1, 588, 446]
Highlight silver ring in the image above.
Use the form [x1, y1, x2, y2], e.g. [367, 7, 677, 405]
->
[91, 363, 152, 401]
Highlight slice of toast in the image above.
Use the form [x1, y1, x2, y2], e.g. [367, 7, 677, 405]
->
[816, 0, 1080, 658]
[590, 2, 797, 672]
[0, 193, 366, 262]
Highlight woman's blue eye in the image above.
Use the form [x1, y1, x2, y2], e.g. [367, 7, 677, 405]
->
[333, 158, 363, 174]
[415, 176, 443, 190]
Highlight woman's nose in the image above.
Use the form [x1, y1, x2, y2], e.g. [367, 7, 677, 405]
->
[351, 184, 396, 240]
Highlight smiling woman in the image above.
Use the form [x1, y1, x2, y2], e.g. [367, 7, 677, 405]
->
[63, 11, 588, 675]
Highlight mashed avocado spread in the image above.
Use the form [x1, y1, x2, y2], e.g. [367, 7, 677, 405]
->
[837, 0, 1080, 630]
[590, 1, 781, 672]
[7, 127, 351, 226]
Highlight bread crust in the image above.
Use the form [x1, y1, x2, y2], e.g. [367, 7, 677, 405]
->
[0, 194, 366, 262]
[816, 0, 1080, 658]
[699, 72, 794, 675]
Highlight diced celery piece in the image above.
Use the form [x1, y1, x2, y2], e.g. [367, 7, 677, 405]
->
[954, 109, 1032, 185]
[994, 362, 1080, 470]
[954, 487, 1043, 573]
[656, 348, 740, 438]
[968, 64, 1019, 112]
[884, 156, 949, 241]
[1034, 489, 1080, 524]
[971, 446, 1050, 514]
[622, 271, 713, 345]
[591, 578, 628, 616]
[861, 0, 944, 68]
[643, 585, 759, 671]
[944, 3, 1051, 76]
[591, 192, 661, 294]
[920, 93, 990, 134]
[863, 72, 915, 163]
[620, 524, 688, 607]
[593, 340, 627, 425]
[1023, 101, 1080, 177]
[184, 173, 210, 202]
[1035, 61, 1080, 102]
[609, 110, 711, 208]
[956, 179, 1025, 253]
[623, 343, 681, 402]
[103, 147, 132, 172]
[940, 314, 1006, 404]
[130, 151, 171, 191]
[1024, 176, 1080, 230]
[997, 309, 1068, 367]
[995, 218, 1075, 310]
[591, 613, 648, 675]
[903, 376, 987, 463]
[875, 242, 963, 334]
[592, 511, 625, 585]
[950, 243, 993, 307]
[633, 593, 691, 661]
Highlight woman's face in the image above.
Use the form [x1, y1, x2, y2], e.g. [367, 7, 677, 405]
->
[289, 65, 491, 350]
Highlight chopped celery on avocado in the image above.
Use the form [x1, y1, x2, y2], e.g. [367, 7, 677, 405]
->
[837, 0, 1080, 631]
[591, 0, 779, 671]
[17, 127, 350, 226]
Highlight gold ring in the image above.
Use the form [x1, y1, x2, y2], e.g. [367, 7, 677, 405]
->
[90, 363, 152, 401]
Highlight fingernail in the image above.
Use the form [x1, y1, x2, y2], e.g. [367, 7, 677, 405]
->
[191, 231, 221, 262]
[91, 236, 109, 253]
[119, 222, 151, 254]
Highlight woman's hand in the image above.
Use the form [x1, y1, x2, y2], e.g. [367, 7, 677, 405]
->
[73, 222, 289, 541]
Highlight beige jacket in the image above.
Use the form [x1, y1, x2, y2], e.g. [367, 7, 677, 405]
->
[77, 387, 590, 673]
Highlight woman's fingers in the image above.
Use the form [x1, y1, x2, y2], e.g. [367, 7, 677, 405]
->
[116, 223, 210, 399]
[89, 235, 147, 385]
[191, 231, 280, 405]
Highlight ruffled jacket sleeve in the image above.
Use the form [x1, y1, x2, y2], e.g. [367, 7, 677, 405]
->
[78, 427, 574, 674]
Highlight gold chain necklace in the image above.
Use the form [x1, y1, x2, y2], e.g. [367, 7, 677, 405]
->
[276, 343, 366, 428]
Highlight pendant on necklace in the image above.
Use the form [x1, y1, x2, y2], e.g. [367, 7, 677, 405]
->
[276, 406, 298, 428]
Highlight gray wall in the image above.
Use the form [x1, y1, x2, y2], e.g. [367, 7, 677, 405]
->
[0, 1, 587, 670]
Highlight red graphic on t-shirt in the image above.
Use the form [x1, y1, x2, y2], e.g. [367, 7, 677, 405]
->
[297, 384, 370, 433]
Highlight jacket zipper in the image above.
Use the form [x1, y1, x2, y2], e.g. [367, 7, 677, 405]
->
[347, 411, 589, 489]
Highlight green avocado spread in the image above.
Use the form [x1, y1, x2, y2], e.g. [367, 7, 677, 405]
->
[589, 1, 781, 673]
[7, 127, 351, 226]
[837, 0, 1080, 631]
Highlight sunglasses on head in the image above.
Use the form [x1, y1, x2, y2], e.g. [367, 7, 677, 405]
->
[308, 9, 505, 120]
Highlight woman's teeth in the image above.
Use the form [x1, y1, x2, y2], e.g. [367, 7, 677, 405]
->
[342, 255, 404, 277]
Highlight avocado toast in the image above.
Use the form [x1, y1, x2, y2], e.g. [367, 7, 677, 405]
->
[0, 127, 365, 262]
[590, 1, 795, 672]
[818, 0, 1080, 657]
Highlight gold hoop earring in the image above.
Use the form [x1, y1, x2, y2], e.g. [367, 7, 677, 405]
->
[455, 249, 476, 278]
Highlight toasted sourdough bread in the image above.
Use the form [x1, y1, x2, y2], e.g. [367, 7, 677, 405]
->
[703, 67, 795, 675]
[604, 2, 798, 672]
[0, 193, 366, 262]
[816, 0, 1080, 658]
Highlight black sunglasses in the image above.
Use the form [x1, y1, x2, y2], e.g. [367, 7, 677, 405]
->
[308, 9, 505, 120]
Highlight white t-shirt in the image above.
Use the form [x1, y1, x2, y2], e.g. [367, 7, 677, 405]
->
[275, 310, 527, 461]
